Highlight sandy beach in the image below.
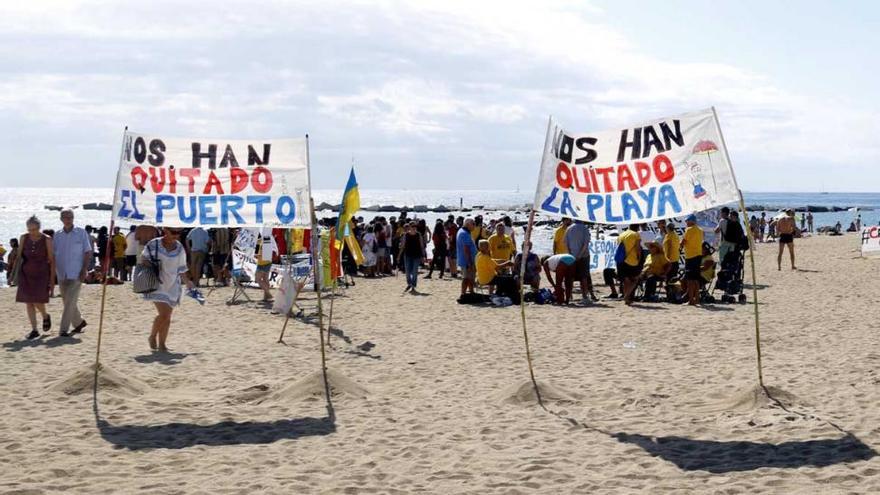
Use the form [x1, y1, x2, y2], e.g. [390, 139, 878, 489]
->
[2, 233, 879, 494]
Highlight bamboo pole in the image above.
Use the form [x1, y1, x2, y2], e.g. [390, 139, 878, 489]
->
[93, 126, 128, 390]
[712, 107, 764, 387]
[518, 209, 542, 404]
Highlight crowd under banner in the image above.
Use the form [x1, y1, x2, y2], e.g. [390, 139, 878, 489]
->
[111, 132, 310, 227]
[533, 108, 740, 223]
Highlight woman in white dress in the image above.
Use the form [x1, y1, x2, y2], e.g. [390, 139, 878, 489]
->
[141, 227, 195, 352]
[361, 225, 377, 277]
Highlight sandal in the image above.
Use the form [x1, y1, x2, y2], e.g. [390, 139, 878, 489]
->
[42, 315, 51, 332]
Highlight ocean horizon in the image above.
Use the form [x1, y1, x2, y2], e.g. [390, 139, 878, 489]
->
[1, 187, 875, 272]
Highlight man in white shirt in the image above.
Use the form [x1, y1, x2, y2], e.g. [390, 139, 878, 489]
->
[53, 210, 92, 336]
[124, 225, 139, 281]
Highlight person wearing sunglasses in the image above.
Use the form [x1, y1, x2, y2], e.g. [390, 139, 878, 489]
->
[15, 216, 55, 339]
[140, 227, 195, 352]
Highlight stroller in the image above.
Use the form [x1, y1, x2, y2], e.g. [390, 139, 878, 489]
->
[714, 248, 747, 304]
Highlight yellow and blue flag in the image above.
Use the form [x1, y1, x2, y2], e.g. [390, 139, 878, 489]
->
[336, 167, 360, 241]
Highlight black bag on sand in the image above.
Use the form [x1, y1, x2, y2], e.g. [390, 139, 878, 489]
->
[457, 293, 490, 305]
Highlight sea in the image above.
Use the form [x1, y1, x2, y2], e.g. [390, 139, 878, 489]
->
[1, 188, 876, 285]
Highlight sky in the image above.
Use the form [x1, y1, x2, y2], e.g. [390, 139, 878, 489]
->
[1, 0, 878, 192]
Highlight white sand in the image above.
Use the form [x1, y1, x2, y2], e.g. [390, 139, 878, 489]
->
[1, 234, 879, 493]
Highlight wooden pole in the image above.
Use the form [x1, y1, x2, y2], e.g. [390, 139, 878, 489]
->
[711, 107, 764, 388]
[518, 209, 542, 404]
[94, 126, 128, 390]
[312, 198, 328, 374]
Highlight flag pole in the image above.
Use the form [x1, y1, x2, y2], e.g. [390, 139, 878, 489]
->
[711, 107, 764, 388]
[303, 135, 329, 377]
[517, 116, 553, 405]
[94, 125, 128, 391]
[518, 209, 541, 403]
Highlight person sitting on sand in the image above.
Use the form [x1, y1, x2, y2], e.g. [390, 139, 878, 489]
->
[700, 242, 717, 287]
[513, 241, 541, 291]
[141, 227, 195, 352]
[476, 240, 513, 294]
[541, 254, 576, 304]
[617, 224, 642, 305]
[639, 242, 670, 301]
[776, 209, 796, 270]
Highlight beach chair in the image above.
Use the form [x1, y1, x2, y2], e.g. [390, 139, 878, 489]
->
[226, 268, 254, 305]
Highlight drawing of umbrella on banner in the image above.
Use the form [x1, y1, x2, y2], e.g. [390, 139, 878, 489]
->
[693, 140, 719, 195]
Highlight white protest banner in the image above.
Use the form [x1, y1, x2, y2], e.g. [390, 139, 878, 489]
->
[589, 238, 617, 273]
[112, 132, 310, 227]
[232, 250, 316, 290]
[534, 108, 740, 224]
[861, 226, 880, 256]
[233, 227, 259, 256]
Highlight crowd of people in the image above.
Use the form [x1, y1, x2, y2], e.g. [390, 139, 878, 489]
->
[0, 205, 856, 346]
[2, 210, 224, 348]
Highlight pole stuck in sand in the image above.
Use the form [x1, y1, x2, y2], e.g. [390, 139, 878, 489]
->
[712, 107, 764, 388]
[515, 116, 554, 404]
[93, 126, 128, 390]
[518, 209, 542, 403]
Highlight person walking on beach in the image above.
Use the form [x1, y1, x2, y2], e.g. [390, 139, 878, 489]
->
[806, 212, 814, 233]
[142, 227, 195, 352]
[856, 214, 862, 232]
[776, 209, 796, 270]
[565, 220, 598, 301]
[457, 218, 477, 296]
[681, 215, 704, 306]
[53, 209, 91, 337]
[16, 216, 55, 339]
[186, 226, 210, 287]
[401, 222, 426, 292]
[425, 219, 447, 279]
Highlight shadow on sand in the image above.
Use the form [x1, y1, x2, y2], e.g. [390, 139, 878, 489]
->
[612, 432, 875, 473]
[531, 384, 875, 474]
[93, 367, 337, 450]
[3, 334, 84, 352]
[133, 352, 193, 365]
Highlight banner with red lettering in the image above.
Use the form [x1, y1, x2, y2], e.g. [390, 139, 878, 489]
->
[533, 108, 740, 224]
[112, 132, 310, 227]
[861, 226, 880, 256]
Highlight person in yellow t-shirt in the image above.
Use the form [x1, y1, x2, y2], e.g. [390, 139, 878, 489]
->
[553, 217, 571, 254]
[681, 215, 704, 305]
[616, 224, 642, 305]
[475, 240, 512, 292]
[470, 215, 490, 243]
[639, 242, 670, 300]
[111, 227, 127, 281]
[662, 223, 681, 276]
[487, 223, 514, 261]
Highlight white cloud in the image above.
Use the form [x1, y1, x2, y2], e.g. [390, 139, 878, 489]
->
[0, 0, 876, 189]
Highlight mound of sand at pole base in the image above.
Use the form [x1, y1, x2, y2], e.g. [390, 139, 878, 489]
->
[50, 363, 151, 397]
[500, 380, 582, 405]
[696, 384, 798, 413]
[225, 369, 370, 404]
